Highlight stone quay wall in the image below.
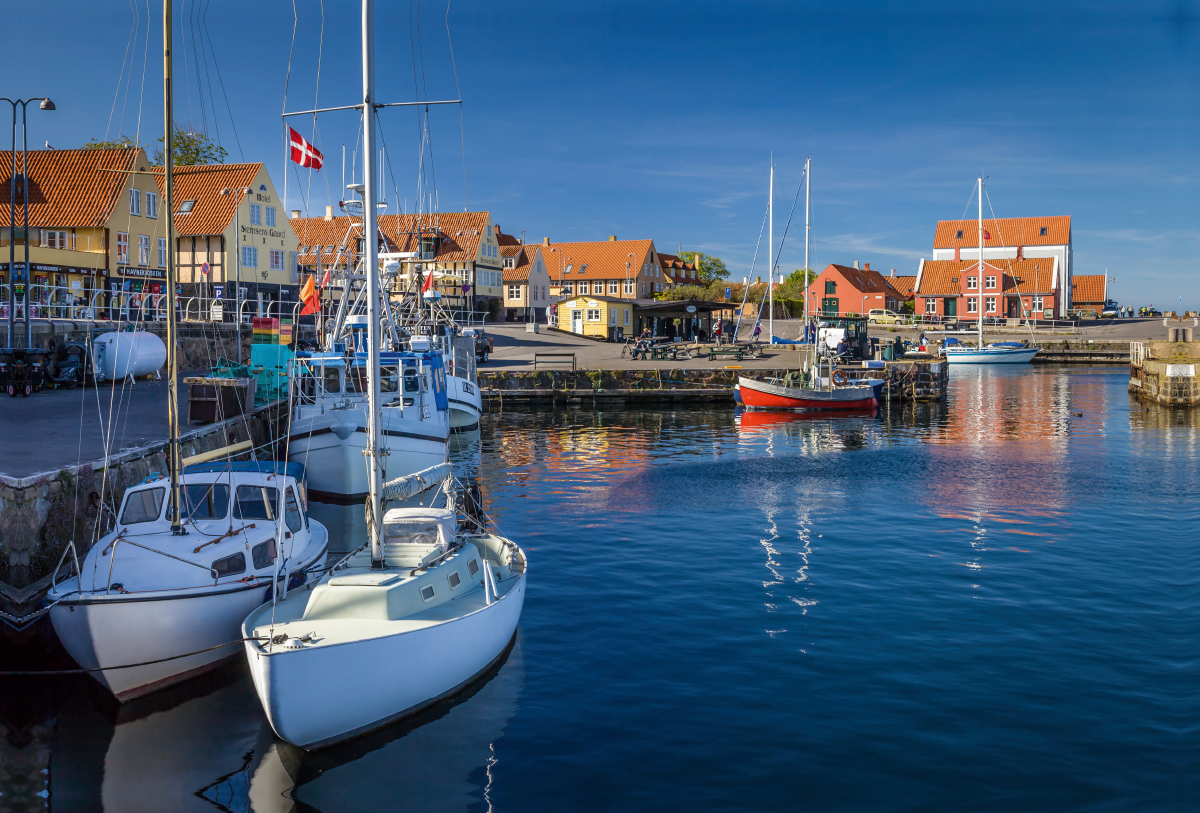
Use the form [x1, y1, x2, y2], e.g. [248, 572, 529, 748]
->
[1129, 340, 1200, 407]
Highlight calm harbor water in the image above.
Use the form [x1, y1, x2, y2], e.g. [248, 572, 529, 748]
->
[4, 364, 1196, 811]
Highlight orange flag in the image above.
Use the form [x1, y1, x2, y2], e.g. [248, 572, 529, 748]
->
[299, 274, 319, 315]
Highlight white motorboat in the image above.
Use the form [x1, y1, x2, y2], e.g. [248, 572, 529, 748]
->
[286, 351, 451, 498]
[48, 462, 328, 700]
[405, 321, 483, 433]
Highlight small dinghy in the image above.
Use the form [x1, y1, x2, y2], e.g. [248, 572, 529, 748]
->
[738, 371, 878, 411]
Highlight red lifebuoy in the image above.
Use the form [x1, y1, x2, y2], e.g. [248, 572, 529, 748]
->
[832, 369, 849, 386]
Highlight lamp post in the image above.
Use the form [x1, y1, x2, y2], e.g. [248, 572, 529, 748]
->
[220, 185, 253, 363]
[2, 97, 54, 348]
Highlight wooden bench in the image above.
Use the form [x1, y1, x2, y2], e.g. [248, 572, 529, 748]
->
[534, 353, 576, 371]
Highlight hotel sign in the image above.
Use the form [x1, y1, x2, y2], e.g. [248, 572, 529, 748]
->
[118, 265, 167, 279]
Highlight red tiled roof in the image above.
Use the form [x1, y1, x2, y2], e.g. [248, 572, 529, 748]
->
[915, 259, 1057, 297]
[933, 216, 1071, 248]
[538, 239, 656, 281]
[889, 275, 917, 298]
[0, 147, 138, 228]
[1071, 274, 1106, 303]
[501, 244, 541, 282]
[151, 163, 263, 236]
[379, 212, 492, 263]
[292, 215, 364, 265]
[496, 228, 522, 247]
[811, 264, 904, 297]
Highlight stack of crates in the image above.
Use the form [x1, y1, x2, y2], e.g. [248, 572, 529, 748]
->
[250, 317, 293, 405]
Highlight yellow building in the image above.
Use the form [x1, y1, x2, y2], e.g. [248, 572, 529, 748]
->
[557, 294, 633, 340]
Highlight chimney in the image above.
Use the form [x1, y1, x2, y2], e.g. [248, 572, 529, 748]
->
[853, 260, 859, 270]
[290, 209, 301, 219]
[609, 235, 617, 241]
[864, 262, 870, 271]
[1016, 245, 1023, 261]
[756, 276, 762, 285]
[543, 237, 550, 246]
[324, 205, 334, 221]
[890, 268, 896, 277]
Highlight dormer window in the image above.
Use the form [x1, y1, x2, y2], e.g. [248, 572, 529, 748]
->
[1039, 226, 1047, 237]
[503, 257, 515, 269]
[178, 200, 196, 214]
[956, 230, 963, 239]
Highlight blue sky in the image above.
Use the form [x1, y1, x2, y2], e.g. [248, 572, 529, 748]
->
[8, 1, 1200, 306]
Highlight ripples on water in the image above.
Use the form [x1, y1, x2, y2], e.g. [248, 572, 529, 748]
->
[3, 365, 1197, 811]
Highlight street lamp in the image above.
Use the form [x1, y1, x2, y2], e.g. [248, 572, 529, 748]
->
[626, 252, 635, 300]
[2, 97, 54, 348]
[220, 185, 253, 363]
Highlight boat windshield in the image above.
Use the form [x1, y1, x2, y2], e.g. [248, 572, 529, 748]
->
[234, 486, 278, 521]
[345, 366, 369, 394]
[120, 487, 165, 525]
[170, 484, 230, 520]
[384, 521, 441, 547]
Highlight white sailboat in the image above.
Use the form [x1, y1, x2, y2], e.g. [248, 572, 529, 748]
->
[48, 7, 329, 701]
[241, 5, 527, 749]
[945, 178, 1039, 365]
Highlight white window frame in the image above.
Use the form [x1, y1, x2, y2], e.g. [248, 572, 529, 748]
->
[265, 206, 276, 227]
[561, 281, 573, 295]
[925, 298, 937, 314]
[249, 203, 262, 226]
[137, 235, 150, 266]
[146, 191, 158, 219]
[608, 280, 618, 295]
[623, 279, 634, 295]
[1032, 295, 1044, 311]
[158, 237, 167, 267]
[270, 249, 284, 271]
[967, 297, 977, 313]
[129, 188, 141, 216]
[579, 281, 589, 295]
[242, 246, 258, 268]
[985, 297, 997, 313]
[117, 232, 129, 264]
[508, 284, 521, 301]
[966, 276, 977, 290]
[985, 275, 996, 289]
[587, 309, 601, 321]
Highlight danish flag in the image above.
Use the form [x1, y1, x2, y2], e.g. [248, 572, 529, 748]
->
[289, 127, 323, 170]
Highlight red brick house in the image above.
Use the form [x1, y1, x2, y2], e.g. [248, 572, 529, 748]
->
[913, 257, 1061, 321]
[804, 262, 905, 317]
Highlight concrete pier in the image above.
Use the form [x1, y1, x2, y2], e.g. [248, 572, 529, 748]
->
[1128, 336, 1200, 406]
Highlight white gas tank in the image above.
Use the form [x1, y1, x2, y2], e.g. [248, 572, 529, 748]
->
[93, 331, 167, 380]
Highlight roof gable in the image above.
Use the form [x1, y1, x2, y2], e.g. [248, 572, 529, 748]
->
[151, 163, 263, 236]
[0, 147, 139, 228]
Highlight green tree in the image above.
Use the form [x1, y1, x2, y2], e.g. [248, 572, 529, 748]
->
[151, 125, 227, 166]
[677, 251, 728, 285]
[83, 135, 143, 151]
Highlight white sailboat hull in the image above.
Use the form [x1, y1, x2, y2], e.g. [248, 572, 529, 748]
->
[287, 408, 449, 498]
[945, 346, 1039, 364]
[243, 572, 526, 749]
[447, 375, 482, 432]
[49, 528, 326, 701]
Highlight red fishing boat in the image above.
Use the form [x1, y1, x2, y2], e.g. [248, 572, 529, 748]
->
[737, 373, 878, 411]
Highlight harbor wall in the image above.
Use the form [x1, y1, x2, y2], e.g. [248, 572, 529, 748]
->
[1128, 340, 1200, 406]
[0, 402, 285, 621]
[479, 359, 949, 406]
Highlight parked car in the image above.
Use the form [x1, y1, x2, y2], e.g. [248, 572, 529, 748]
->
[867, 308, 905, 325]
[462, 327, 493, 363]
[1141, 307, 1162, 317]
[1101, 302, 1120, 318]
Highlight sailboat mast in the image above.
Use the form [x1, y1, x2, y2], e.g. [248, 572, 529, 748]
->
[768, 159, 774, 343]
[361, 0, 384, 569]
[164, 0, 183, 535]
[804, 155, 810, 335]
[977, 176, 984, 349]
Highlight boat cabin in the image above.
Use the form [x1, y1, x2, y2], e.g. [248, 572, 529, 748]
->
[292, 351, 448, 411]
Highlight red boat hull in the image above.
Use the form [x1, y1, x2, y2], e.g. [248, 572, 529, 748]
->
[737, 378, 878, 411]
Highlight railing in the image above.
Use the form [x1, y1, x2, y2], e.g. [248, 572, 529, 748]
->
[1130, 342, 1145, 366]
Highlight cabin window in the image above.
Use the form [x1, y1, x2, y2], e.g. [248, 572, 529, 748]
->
[448, 572, 461, 589]
[825, 280, 836, 295]
[345, 366, 369, 394]
[252, 539, 277, 569]
[234, 486, 278, 521]
[403, 368, 420, 393]
[299, 375, 316, 398]
[322, 367, 341, 393]
[380, 365, 399, 393]
[421, 585, 436, 601]
[174, 484, 230, 520]
[285, 489, 304, 532]
[120, 487, 165, 525]
[468, 559, 479, 576]
[211, 552, 246, 579]
[384, 522, 440, 546]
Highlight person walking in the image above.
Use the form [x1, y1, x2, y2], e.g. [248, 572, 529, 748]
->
[752, 321, 762, 346]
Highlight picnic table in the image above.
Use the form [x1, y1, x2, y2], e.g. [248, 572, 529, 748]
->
[708, 346, 745, 361]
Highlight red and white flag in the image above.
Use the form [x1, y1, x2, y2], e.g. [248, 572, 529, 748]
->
[983, 229, 992, 240]
[320, 268, 331, 288]
[289, 127, 323, 170]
